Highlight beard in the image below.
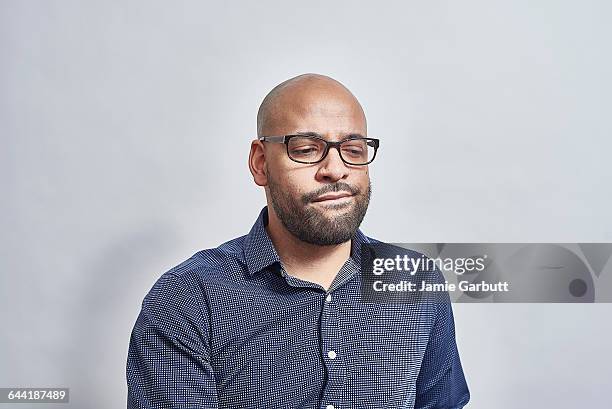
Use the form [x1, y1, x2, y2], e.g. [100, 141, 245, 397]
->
[267, 170, 371, 246]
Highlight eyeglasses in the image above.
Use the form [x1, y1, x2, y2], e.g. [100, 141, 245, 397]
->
[258, 134, 380, 165]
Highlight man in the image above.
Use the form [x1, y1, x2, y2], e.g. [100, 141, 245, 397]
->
[127, 73, 470, 408]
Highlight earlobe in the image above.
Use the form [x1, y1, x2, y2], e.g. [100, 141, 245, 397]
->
[249, 140, 268, 187]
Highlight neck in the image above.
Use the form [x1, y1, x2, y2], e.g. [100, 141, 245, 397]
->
[265, 206, 352, 290]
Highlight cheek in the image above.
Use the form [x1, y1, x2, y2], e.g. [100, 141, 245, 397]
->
[283, 168, 319, 193]
[354, 169, 370, 186]
[270, 173, 304, 199]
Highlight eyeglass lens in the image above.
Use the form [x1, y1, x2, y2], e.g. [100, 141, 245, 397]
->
[287, 136, 375, 164]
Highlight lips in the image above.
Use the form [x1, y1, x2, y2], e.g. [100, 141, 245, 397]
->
[312, 192, 353, 202]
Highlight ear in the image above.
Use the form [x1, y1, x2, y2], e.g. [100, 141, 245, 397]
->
[248, 139, 268, 186]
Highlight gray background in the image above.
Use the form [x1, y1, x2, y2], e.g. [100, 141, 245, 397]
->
[1, 1, 611, 408]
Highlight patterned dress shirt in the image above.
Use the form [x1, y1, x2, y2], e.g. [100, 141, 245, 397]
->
[127, 206, 470, 408]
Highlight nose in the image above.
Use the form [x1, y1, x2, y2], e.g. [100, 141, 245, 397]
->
[315, 146, 349, 183]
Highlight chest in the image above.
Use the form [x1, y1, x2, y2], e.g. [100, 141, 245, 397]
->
[205, 280, 434, 407]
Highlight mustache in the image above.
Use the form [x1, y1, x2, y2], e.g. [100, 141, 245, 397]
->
[301, 182, 361, 204]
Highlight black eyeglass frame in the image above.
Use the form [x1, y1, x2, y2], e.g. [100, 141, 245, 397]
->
[257, 134, 380, 165]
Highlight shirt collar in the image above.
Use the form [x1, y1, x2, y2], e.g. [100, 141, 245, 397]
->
[244, 206, 371, 277]
[243, 206, 281, 277]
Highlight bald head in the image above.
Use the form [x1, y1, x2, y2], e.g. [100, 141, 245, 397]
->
[257, 73, 366, 137]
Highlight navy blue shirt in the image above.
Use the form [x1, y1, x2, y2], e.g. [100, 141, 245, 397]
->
[127, 207, 470, 408]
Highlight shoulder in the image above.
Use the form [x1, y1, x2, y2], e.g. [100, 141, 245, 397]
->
[360, 234, 433, 261]
[358, 236, 450, 305]
[142, 235, 249, 308]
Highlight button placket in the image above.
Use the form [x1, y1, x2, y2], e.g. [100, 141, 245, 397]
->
[319, 290, 346, 408]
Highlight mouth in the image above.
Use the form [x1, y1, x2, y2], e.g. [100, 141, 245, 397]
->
[311, 192, 354, 203]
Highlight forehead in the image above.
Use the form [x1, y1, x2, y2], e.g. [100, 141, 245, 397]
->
[262, 83, 367, 137]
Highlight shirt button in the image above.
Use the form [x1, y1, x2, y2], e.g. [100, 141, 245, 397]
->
[327, 350, 337, 359]
[326, 405, 335, 409]
[325, 293, 332, 302]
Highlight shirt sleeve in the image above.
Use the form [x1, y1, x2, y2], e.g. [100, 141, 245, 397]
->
[126, 272, 219, 408]
[414, 299, 470, 409]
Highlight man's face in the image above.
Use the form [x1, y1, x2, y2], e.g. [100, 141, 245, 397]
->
[262, 86, 371, 246]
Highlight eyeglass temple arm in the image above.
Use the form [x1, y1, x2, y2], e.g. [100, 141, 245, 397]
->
[257, 136, 286, 143]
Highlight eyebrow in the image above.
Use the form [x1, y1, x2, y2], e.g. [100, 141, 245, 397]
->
[294, 131, 366, 140]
